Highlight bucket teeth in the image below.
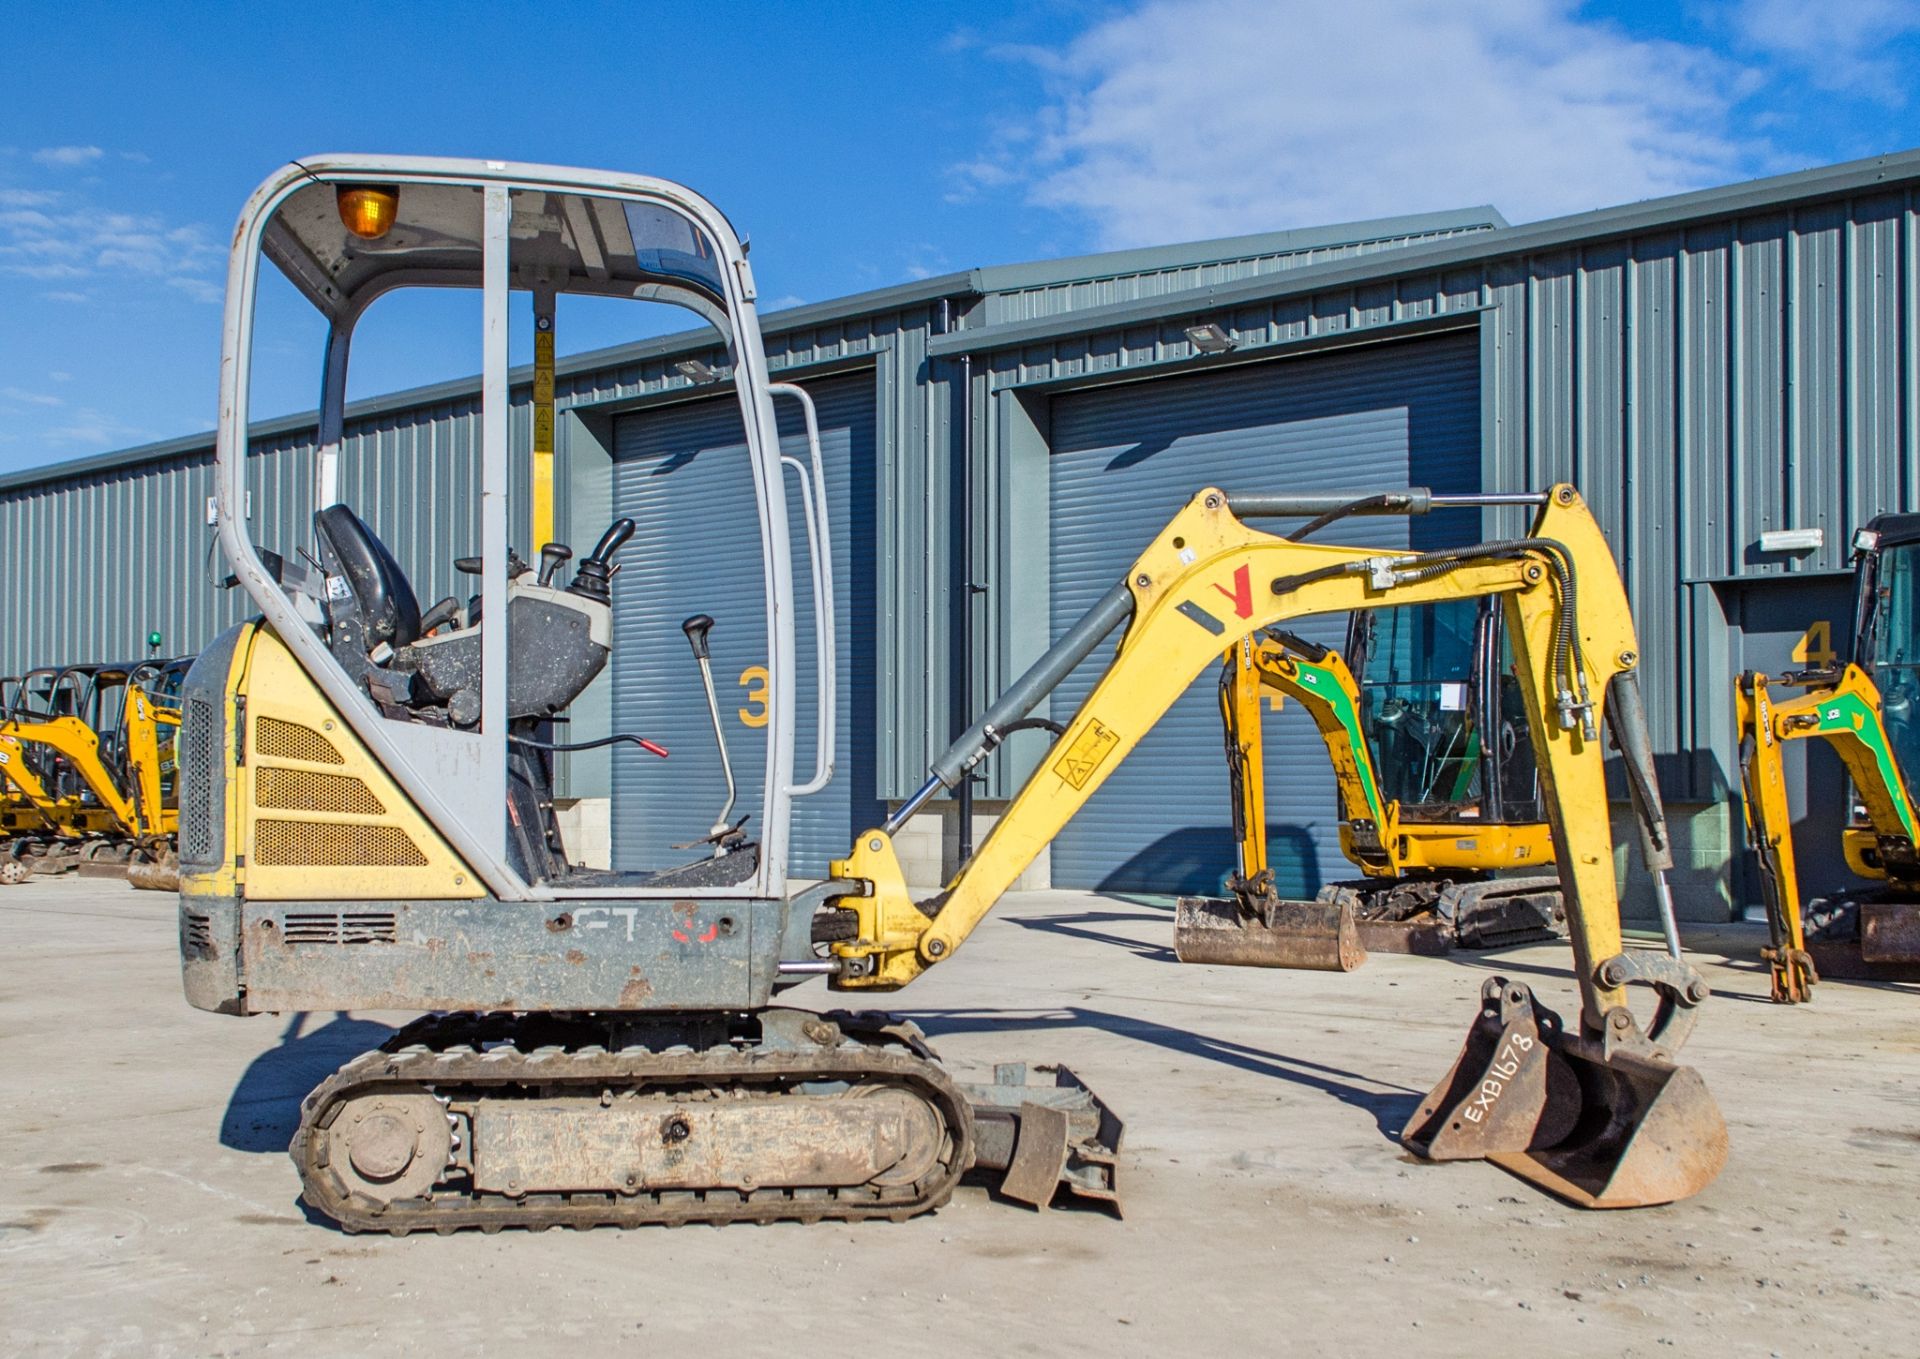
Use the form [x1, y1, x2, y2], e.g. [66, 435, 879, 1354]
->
[961, 1064, 1123, 1215]
[1403, 977, 1728, 1210]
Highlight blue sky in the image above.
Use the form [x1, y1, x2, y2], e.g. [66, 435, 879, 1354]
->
[4, 0, 1920, 477]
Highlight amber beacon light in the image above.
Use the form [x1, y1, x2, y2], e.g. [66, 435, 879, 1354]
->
[336, 185, 400, 240]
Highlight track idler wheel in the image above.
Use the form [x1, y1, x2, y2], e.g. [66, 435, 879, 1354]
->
[1174, 894, 1364, 971]
[317, 1089, 453, 1207]
[1402, 977, 1727, 1209]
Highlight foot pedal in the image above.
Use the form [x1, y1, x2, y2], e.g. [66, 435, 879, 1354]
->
[962, 1063, 1122, 1214]
[1402, 977, 1727, 1209]
[1174, 895, 1365, 970]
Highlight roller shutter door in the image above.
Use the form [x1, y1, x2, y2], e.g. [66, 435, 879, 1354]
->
[1046, 333, 1480, 894]
[608, 371, 878, 876]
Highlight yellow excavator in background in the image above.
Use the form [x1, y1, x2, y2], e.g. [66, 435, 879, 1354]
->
[0, 660, 185, 885]
[1187, 601, 1563, 964]
[1737, 512, 1920, 1001]
[178, 156, 1726, 1237]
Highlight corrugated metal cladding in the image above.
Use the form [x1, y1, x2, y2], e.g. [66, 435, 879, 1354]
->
[982, 220, 1499, 324]
[608, 372, 879, 877]
[952, 179, 1920, 811]
[0, 402, 525, 678]
[1042, 334, 1481, 893]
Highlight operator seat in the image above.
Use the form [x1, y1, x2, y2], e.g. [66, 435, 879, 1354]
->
[314, 504, 422, 651]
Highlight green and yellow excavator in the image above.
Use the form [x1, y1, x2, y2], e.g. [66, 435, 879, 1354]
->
[1738, 513, 1920, 1000]
[1185, 598, 1563, 966]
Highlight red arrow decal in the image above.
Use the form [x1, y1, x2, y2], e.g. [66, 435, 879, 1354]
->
[1211, 564, 1254, 619]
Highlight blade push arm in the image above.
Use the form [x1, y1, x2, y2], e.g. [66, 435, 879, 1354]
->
[830, 485, 1695, 1043]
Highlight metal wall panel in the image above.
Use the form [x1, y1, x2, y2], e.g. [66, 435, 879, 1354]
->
[1042, 334, 1480, 894]
[959, 187, 1920, 806]
[984, 222, 1498, 325]
[607, 372, 878, 877]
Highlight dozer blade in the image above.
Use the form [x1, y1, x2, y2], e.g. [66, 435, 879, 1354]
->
[1174, 894, 1365, 971]
[1402, 977, 1727, 1209]
[961, 1063, 1123, 1214]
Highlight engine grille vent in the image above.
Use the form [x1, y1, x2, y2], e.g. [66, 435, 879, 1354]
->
[179, 698, 218, 865]
[280, 910, 399, 945]
[181, 910, 214, 956]
[254, 767, 385, 815]
[255, 819, 427, 867]
[254, 717, 345, 766]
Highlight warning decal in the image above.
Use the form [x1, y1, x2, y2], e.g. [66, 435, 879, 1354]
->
[1052, 718, 1121, 790]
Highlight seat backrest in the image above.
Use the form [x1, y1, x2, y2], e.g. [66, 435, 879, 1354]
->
[314, 504, 422, 650]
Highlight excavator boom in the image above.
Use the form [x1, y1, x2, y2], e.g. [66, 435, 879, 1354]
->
[825, 484, 1726, 1208]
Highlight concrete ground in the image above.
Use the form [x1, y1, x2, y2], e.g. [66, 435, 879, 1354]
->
[2, 877, 1916, 1358]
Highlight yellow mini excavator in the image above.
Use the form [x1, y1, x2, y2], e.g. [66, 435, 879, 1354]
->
[1737, 513, 1920, 1000]
[178, 155, 1726, 1234]
[1183, 598, 1564, 964]
[1, 660, 184, 884]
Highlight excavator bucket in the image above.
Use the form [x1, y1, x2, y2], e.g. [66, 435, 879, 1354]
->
[961, 1064, 1124, 1213]
[1402, 977, 1727, 1209]
[1173, 894, 1365, 971]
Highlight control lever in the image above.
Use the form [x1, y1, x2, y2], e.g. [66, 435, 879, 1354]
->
[537, 542, 574, 588]
[682, 613, 737, 856]
[455, 549, 534, 578]
[567, 518, 636, 604]
[419, 597, 460, 634]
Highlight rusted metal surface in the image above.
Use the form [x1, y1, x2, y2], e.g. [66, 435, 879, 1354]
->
[961, 1063, 1123, 1214]
[1403, 977, 1727, 1209]
[1174, 894, 1364, 971]
[1860, 900, 1920, 964]
[1353, 917, 1454, 956]
[469, 1090, 945, 1195]
[292, 1010, 973, 1233]
[1320, 875, 1563, 953]
[237, 896, 785, 1012]
[1804, 938, 1920, 981]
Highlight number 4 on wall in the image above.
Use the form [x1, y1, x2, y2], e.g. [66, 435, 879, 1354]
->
[1792, 619, 1836, 669]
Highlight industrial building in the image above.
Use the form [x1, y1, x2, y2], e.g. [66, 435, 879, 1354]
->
[8, 148, 1920, 919]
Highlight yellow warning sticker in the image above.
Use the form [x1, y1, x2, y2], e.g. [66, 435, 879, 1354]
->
[1052, 719, 1120, 790]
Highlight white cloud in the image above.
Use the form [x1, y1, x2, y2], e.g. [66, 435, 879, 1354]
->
[0, 188, 59, 207]
[974, 0, 1769, 246]
[48, 371, 73, 381]
[41, 291, 88, 303]
[2, 386, 63, 407]
[32, 145, 104, 168]
[167, 275, 224, 304]
[0, 193, 222, 298]
[1731, 0, 1920, 104]
[42, 406, 153, 449]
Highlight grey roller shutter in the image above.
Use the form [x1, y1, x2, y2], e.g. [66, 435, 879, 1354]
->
[1045, 333, 1480, 894]
[609, 372, 878, 877]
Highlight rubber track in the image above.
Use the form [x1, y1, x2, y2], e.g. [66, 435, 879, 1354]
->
[291, 1013, 974, 1235]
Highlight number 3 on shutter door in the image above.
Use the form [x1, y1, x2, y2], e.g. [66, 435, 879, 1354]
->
[738, 666, 770, 727]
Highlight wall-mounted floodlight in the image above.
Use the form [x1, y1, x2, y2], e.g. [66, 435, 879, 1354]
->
[675, 359, 720, 383]
[1758, 527, 1824, 554]
[1184, 322, 1237, 355]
